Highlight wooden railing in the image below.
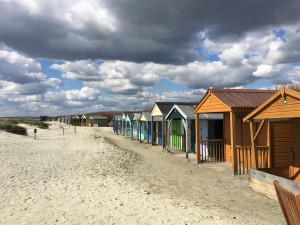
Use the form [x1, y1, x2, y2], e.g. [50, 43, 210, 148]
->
[199, 139, 225, 163]
[236, 145, 270, 175]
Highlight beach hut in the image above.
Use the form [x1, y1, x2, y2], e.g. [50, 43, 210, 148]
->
[139, 112, 152, 143]
[81, 114, 89, 126]
[113, 115, 117, 133]
[118, 113, 123, 134]
[98, 115, 108, 127]
[69, 115, 82, 126]
[243, 87, 300, 181]
[90, 115, 108, 127]
[113, 113, 123, 134]
[60, 115, 68, 124]
[66, 115, 71, 124]
[166, 104, 223, 159]
[70, 115, 75, 125]
[194, 89, 276, 175]
[120, 112, 127, 136]
[165, 104, 196, 156]
[125, 112, 133, 138]
[57, 116, 63, 123]
[132, 112, 141, 139]
[151, 102, 196, 149]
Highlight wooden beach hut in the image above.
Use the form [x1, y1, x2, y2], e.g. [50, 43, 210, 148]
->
[132, 112, 141, 139]
[125, 112, 134, 138]
[90, 115, 108, 127]
[113, 113, 123, 134]
[165, 104, 196, 156]
[70, 115, 76, 125]
[81, 114, 89, 126]
[66, 115, 71, 124]
[113, 115, 118, 133]
[243, 87, 300, 181]
[139, 111, 152, 143]
[99, 115, 109, 127]
[121, 112, 127, 136]
[73, 115, 82, 126]
[166, 104, 223, 158]
[151, 102, 196, 149]
[194, 89, 276, 175]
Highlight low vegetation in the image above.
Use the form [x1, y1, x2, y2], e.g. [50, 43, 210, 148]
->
[0, 119, 49, 135]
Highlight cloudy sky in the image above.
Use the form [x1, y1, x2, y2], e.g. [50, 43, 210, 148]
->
[1, 0, 300, 116]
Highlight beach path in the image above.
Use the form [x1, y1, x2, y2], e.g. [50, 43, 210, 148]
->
[0, 122, 284, 225]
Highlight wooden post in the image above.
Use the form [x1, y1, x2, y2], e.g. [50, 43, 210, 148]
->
[185, 119, 189, 159]
[34, 128, 37, 140]
[230, 112, 237, 175]
[267, 121, 271, 167]
[167, 119, 171, 150]
[253, 119, 266, 141]
[74, 125, 76, 134]
[162, 117, 165, 149]
[151, 116, 153, 146]
[195, 113, 200, 163]
[249, 120, 256, 169]
[131, 121, 133, 139]
[139, 120, 141, 142]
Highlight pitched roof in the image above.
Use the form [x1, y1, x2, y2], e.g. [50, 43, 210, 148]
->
[175, 104, 196, 118]
[140, 111, 151, 121]
[209, 89, 276, 108]
[243, 87, 300, 121]
[194, 89, 277, 114]
[167, 104, 223, 120]
[83, 114, 108, 119]
[132, 112, 142, 120]
[90, 115, 108, 120]
[154, 102, 197, 115]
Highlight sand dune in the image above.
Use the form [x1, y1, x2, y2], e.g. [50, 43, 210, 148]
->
[0, 122, 284, 224]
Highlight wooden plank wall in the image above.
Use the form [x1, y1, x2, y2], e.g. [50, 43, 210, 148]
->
[234, 115, 252, 147]
[271, 121, 292, 168]
[257, 121, 268, 146]
[196, 95, 229, 113]
[256, 95, 300, 119]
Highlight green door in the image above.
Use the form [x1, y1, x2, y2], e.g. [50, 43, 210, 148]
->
[172, 120, 181, 150]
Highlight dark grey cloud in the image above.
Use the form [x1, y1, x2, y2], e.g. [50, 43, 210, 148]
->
[1, 0, 299, 64]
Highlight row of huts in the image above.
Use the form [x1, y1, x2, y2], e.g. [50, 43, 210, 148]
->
[112, 87, 300, 183]
[57, 113, 109, 127]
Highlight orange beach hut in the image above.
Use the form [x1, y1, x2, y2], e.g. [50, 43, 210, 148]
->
[194, 89, 276, 175]
[243, 87, 300, 181]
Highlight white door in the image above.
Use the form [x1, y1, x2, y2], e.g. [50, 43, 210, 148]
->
[200, 120, 208, 158]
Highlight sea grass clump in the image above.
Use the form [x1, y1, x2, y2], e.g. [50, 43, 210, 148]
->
[18, 119, 49, 129]
[0, 118, 50, 135]
[0, 120, 28, 135]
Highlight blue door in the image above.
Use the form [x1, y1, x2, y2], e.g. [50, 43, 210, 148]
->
[158, 122, 162, 145]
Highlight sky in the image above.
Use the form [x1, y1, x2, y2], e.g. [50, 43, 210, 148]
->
[1, 0, 300, 116]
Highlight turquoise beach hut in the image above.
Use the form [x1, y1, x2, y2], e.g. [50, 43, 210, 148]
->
[132, 112, 141, 140]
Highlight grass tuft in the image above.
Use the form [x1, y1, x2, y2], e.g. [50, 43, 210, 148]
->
[0, 119, 49, 135]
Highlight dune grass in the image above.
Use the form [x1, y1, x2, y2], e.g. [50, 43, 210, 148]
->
[0, 119, 49, 135]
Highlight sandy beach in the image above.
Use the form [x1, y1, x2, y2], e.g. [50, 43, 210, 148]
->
[0, 122, 285, 225]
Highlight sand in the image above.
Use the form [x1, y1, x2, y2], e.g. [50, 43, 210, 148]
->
[0, 122, 285, 225]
